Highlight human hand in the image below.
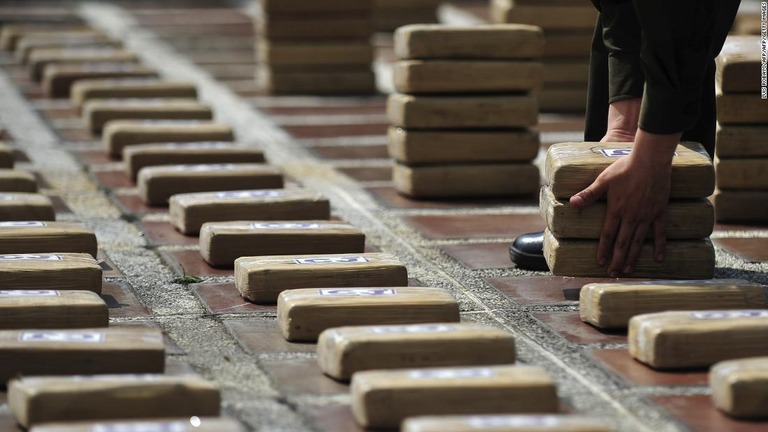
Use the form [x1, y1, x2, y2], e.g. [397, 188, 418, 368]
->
[601, 97, 641, 143]
[570, 129, 681, 277]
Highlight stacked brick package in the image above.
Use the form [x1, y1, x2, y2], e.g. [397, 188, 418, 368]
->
[490, 0, 596, 112]
[255, 0, 376, 95]
[387, 24, 544, 199]
[713, 35, 768, 223]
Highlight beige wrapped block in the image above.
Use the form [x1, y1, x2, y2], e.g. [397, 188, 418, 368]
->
[43, 63, 157, 98]
[9, 375, 219, 428]
[716, 157, 768, 191]
[540, 186, 714, 240]
[0, 290, 108, 330]
[388, 93, 538, 129]
[0, 169, 37, 192]
[0, 142, 13, 168]
[258, 39, 373, 69]
[394, 24, 544, 60]
[0, 27, 96, 51]
[28, 48, 137, 81]
[388, 127, 539, 164]
[138, 163, 283, 206]
[543, 61, 589, 85]
[394, 163, 539, 199]
[257, 14, 372, 40]
[716, 125, 768, 158]
[236, 252, 408, 303]
[629, 310, 768, 369]
[0, 193, 55, 221]
[259, 0, 371, 14]
[393, 60, 542, 94]
[0, 221, 97, 257]
[717, 92, 768, 124]
[278, 287, 459, 342]
[0, 253, 102, 293]
[257, 67, 376, 95]
[71, 79, 197, 112]
[579, 279, 767, 330]
[543, 230, 715, 279]
[16, 34, 115, 63]
[713, 190, 768, 223]
[0, 327, 164, 383]
[317, 323, 516, 380]
[490, 0, 598, 30]
[201, 220, 365, 268]
[124, 142, 265, 180]
[717, 36, 761, 93]
[544, 142, 715, 199]
[103, 120, 234, 158]
[30, 418, 245, 432]
[83, 98, 212, 132]
[710, 357, 768, 419]
[351, 365, 559, 429]
[170, 189, 330, 235]
[536, 86, 587, 113]
[543, 31, 593, 59]
[401, 415, 613, 432]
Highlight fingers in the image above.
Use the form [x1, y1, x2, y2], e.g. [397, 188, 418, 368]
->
[622, 222, 650, 275]
[606, 218, 638, 277]
[596, 208, 620, 268]
[570, 179, 607, 209]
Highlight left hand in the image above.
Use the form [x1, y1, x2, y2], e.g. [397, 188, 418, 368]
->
[570, 129, 680, 277]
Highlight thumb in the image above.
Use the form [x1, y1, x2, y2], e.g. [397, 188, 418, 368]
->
[569, 180, 607, 209]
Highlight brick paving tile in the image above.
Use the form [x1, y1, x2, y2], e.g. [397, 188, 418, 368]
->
[195, 283, 276, 315]
[404, 214, 546, 239]
[366, 186, 536, 210]
[532, 312, 627, 345]
[159, 249, 233, 277]
[590, 349, 708, 386]
[32, 172, 51, 188]
[99, 252, 124, 278]
[282, 124, 388, 139]
[50, 195, 72, 214]
[224, 319, 315, 354]
[36, 107, 78, 119]
[487, 276, 636, 306]
[93, 168, 133, 189]
[653, 395, 768, 432]
[75, 149, 117, 165]
[715, 222, 768, 232]
[140, 220, 198, 246]
[336, 166, 392, 182]
[261, 358, 349, 396]
[301, 405, 363, 432]
[102, 280, 150, 318]
[113, 193, 168, 216]
[441, 242, 514, 270]
[110, 321, 184, 355]
[310, 144, 391, 160]
[713, 238, 768, 262]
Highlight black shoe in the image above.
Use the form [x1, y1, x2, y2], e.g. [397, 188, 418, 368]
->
[509, 231, 549, 271]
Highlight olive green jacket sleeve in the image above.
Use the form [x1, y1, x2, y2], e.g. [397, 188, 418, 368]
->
[592, 0, 740, 134]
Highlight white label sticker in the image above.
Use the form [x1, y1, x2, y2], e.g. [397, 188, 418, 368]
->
[295, 256, 368, 265]
[0, 221, 47, 228]
[0, 254, 62, 261]
[0, 194, 18, 201]
[466, 416, 560, 428]
[409, 368, 494, 380]
[251, 222, 322, 230]
[690, 310, 768, 320]
[0, 290, 59, 297]
[215, 190, 281, 199]
[162, 142, 232, 149]
[600, 148, 633, 157]
[71, 374, 159, 382]
[370, 324, 453, 334]
[169, 164, 237, 172]
[139, 119, 205, 125]
[92, 422, 188, 432]
[20, 331, 104, 343]
[319, 288, 396, 297]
